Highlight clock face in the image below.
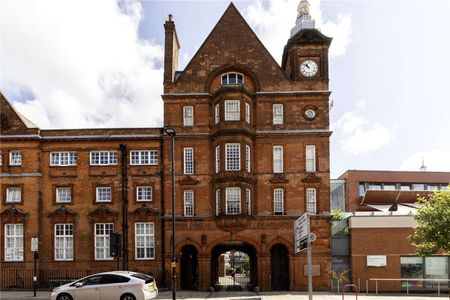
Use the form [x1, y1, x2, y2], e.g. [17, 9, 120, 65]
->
[300, 59, 318, 77]
[305, 109, 316, 119]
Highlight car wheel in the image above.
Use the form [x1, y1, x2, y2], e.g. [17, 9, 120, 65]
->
[57, 294, 73, 300]
[120, 294, 136, 300]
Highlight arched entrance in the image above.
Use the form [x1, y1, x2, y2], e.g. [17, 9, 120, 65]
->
[270, 244, 289, 290]
[180, 245, 199, 290]
[211, 241, 257, 291]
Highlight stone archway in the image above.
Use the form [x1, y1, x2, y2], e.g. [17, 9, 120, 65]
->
[270, 243, 289, 290]
[180, 245, 199, 290]
[211, 241, 257, 291]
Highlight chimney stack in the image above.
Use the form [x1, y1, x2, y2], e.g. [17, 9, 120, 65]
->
[164, 14, 180, 83]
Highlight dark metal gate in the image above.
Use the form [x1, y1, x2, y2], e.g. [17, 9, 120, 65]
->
[271, 244, 289, 290]
[211, 242, 256, 292]
[180, 245, 199, 290]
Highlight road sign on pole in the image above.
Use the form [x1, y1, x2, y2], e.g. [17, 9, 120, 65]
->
[294, 213, 308, 253]
[294, 212, 313, 299]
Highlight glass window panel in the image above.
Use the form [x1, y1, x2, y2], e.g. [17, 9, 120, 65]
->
[273, 146, 283, 173]
[305, 145, 316, 172]
[225, 144, 240, 171]
[306, 188, 317, 214]
[183, 148, 194, 175]
[226, 187, 241, 215]
[412, 184, 425, 190]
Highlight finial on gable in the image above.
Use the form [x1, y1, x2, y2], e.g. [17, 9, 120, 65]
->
[290, 0, 315, 37]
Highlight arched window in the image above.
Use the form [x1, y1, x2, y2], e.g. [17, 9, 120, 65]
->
[221, 72, 244, 85]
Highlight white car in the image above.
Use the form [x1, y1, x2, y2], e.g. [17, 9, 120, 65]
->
[50, 271, 158, 300]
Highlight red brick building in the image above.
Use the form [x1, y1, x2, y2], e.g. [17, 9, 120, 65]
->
[1, 2, 333, 291]
[332, 170, 450, 293]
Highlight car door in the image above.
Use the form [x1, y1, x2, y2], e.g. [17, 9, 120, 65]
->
[71, 275, 102, 300]
[99, 274, 130, 300]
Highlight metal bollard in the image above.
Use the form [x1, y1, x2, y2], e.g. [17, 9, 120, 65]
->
[375, 280, 378, 295]
[366, 280, 368, 295]
[437, 282, 440, 296]
[406, 280, 409, 296]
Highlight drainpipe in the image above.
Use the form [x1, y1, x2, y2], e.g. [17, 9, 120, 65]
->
[120, 144, 129, 270]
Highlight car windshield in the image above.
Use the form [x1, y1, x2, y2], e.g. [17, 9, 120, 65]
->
[131, 273, 154, 284]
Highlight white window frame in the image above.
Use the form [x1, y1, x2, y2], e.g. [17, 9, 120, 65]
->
[273, 104, 284, 125]
[221, 72, 244, 85]
[215, 189, 221, 216]
[226, 187, 241, 215]
[6, 187, 21, 203]
[225, 143, 240, 171]
[274, 188, 284, 215]
[90, 151, 118, 166]
[306, 188, 317, 215]
[183, 106, 194, 126]
[136, 186, 152, 202]
[130, 150, 158, 165]
[50, 152, 77, 166]
[183, 147, 194, 175]
[273, 146, 283, 173]
[215, 145, 220, 173]
[96, 187, 112, 202]
[56, 187, 72, 203]
[94, 223, 114, 260]
[246, 145, 251, 172]
[215, 103, 220, 124]
[9, 151, 22, 166]
[54, 223, 73, 261]
[246, 188, 251, 215]
[135, 222, 155, 260]
[184, 190, 194, 217]
[306, 145, 316, 172]
[4, 224, 23, 261]
[245, 102, 250, 123]
[225, 100, 240, 121]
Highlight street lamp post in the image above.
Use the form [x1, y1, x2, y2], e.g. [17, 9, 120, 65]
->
[164, 128, 176, 300]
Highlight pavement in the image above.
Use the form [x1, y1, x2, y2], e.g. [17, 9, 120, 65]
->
[0, 290, 448, 300]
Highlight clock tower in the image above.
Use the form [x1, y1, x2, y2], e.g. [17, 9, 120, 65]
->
[282, 0, 332, 89]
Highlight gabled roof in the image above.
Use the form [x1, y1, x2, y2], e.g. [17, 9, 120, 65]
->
[0, 91, 39, 135]
[171, 3, 290, 93]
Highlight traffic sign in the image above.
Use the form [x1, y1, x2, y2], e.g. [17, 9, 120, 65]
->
[294, 213, 309, 253]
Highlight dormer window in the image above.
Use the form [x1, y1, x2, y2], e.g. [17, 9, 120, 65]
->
[221, 72, 244, 85]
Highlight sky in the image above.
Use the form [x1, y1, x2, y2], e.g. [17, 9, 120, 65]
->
[1, 0, 450, 178]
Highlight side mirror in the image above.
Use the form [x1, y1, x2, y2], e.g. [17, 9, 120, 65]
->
[75, 282, 83, 288]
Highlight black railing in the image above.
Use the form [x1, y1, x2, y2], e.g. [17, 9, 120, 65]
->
[1, 268, 159, 290]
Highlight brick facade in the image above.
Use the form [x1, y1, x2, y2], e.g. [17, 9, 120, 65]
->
[340, 170, 450, 292]
[0, 3, 332, 291]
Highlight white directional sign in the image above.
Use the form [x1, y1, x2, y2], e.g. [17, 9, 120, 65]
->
[31, 237, 38, 252]
[294, 213, 309, 253]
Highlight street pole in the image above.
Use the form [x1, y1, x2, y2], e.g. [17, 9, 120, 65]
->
[33, 251, 37, 297]
[171, 133, 176, 300]
[165, 128, 176, 300]
[307, 213, 313, 300]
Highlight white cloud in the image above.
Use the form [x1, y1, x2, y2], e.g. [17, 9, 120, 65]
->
[400, 151, 450, 172]
[0, 0, 163, 129]
[243, 0, 352, 62]
[331, 100, 393, 155]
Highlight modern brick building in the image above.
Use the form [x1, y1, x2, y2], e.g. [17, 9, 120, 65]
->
[0, 2, 333, 291]
[331, 170, 450, 293]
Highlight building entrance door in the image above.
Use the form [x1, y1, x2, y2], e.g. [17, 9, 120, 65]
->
[211, 241, 256, 291]
[180, 245, 198, 290]
[270, 244, 289, 290]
